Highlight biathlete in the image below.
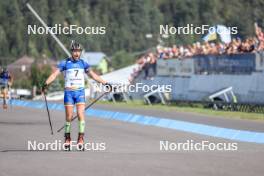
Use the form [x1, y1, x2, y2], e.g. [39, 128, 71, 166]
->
[42, 41, 112, 150]
[0, 68, 13, 110]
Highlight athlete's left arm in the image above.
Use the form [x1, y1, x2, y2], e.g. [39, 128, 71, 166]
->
[87, 69, 107, 84]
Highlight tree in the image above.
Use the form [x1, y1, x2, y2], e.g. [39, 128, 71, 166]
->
[111, 50, 135, 69]
[31, 63, 52, 90]
[0, 0, 264, 60]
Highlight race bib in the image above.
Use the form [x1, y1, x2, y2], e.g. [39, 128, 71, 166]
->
[64, 68, 85, 89]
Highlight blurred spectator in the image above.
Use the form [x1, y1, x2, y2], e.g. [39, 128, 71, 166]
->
[142, 53, 156, 80]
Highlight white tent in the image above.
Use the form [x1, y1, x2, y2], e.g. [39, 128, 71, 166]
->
[100, 64, 139, 85]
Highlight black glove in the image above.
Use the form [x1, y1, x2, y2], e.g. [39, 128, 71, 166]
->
[104, 83, 114, 92]
[41, 83, 49, 93]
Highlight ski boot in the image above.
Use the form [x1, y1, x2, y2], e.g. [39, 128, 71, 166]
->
[64, 133, 71, 151]
[3, 103, 7, 110]
[77, 133, 85, 151]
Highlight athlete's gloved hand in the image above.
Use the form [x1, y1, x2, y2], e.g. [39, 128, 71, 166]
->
[104, 83, 114, 92]
[41, 83, 49, 94]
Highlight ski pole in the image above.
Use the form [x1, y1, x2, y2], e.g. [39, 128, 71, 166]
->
[43, 92, 54, 135]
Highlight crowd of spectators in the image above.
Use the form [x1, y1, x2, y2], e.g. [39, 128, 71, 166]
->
[129, 52, 157, 81]
[130, 25, 264, 81]
[156, 25, 264, 60]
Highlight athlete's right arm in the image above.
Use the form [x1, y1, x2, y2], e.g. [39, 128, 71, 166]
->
[45, 69, 61, 85]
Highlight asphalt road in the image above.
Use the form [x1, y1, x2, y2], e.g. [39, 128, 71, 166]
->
[0, 105, 263, 176]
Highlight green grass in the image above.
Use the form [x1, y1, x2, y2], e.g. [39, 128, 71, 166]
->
[96, 100, 264, 121]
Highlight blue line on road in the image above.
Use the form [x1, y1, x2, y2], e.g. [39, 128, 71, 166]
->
[9, 99, 264, 144]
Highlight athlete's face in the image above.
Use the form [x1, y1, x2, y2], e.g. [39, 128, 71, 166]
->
[72, 49, 82, 60]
